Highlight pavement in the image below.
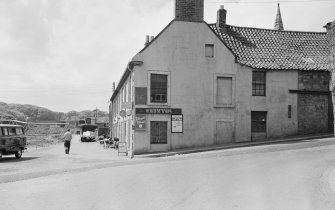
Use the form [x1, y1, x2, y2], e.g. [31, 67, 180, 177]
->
[135, 132, 334, 158]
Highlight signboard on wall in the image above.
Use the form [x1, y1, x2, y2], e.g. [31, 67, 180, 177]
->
[136, 108, 182, 115]
[118, 142, 127, 156]
[119, 110, 126, 117]
[135, 114, 146, 130]
[171, 114, 183, 133]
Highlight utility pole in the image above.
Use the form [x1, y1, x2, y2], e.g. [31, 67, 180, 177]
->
[95, 107, 98, 124]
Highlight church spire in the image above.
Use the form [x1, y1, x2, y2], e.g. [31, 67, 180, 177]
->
[274, 3, 284, 31]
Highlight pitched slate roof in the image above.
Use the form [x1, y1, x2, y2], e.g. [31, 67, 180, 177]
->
[209, 24, 331, 71]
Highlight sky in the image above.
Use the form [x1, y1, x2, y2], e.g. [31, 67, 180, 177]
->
[0, 0, 334, 113]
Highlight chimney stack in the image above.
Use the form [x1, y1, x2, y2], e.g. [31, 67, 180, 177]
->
[324, 21, 335, 65]
[216, 5, 227, 29]
[112, 82, 116, 92]
[175, 0, 204, 22]
[145, 35, 150, 46]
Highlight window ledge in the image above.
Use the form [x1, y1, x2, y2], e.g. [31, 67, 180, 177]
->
[148, 103, 170, 106]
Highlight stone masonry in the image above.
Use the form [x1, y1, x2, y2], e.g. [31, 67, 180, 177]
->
[326, 20, 335, 132]
[297, 71, 331, 134]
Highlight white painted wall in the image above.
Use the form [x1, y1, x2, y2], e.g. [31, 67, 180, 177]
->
[130, 20, 299, 154]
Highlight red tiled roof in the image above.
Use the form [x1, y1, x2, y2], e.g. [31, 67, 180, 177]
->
[209, 24, 331, 71]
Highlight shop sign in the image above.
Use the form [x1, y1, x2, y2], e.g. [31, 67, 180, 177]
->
[119, 110, 126, 117]
[171, 114, 183, 133]
[135, 114, 146, 130]
[135, 108, 182, 115]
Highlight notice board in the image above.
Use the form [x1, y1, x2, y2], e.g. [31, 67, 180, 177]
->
[118, 142, 127, 156]
[171, 114, 183, 133]
[135, 114, 146, 130]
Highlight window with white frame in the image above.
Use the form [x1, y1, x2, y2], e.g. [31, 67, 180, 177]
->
[149, 72, 169, 104]
[2, 128, 8, 136]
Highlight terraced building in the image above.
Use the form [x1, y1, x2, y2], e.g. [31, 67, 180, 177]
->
[110, 0, 334, 155]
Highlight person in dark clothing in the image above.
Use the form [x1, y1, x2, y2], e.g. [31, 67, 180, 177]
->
[63, 129, 72, 154]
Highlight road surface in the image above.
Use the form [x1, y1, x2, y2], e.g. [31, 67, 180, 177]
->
[1, 135, 335, 210]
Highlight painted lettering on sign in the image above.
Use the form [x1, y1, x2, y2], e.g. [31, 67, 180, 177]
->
[146, 108, 172, 114]
[171, 115, 182, 121]
[136, 108, 182, 115]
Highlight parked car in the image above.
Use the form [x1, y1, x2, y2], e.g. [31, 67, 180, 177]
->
[0, 124, 27, 160]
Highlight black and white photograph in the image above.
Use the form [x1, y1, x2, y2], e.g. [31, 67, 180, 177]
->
[1, 0, 335, 209]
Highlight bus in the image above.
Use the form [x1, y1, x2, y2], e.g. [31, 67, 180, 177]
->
[0, 124, 27, 160]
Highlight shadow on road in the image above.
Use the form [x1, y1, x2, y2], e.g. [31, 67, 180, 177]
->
[0, 157, 39, 163]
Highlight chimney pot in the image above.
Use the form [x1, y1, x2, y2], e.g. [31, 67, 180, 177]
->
[145, 35, 150, 46]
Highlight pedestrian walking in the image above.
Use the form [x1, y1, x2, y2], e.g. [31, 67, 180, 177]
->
[63, 129, 72, 154]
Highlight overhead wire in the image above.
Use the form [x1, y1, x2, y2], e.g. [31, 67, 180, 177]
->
[207, 0, 333, 3]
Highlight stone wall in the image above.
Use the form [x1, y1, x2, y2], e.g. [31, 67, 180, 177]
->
[298, 71, 330, 91]
[326, 20, 335, 133]
[297, 71, 331, 134]
[298, 94, 329, 134]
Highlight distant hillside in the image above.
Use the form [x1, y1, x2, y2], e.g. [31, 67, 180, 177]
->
[0, 101, 108, 122]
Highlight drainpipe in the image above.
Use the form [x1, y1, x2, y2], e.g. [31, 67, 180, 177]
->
[127, 60, 143, 158]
